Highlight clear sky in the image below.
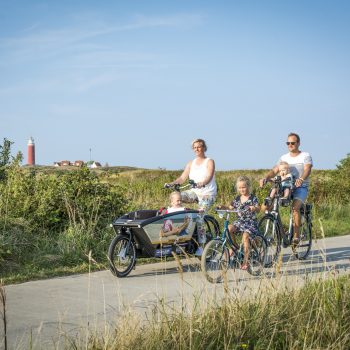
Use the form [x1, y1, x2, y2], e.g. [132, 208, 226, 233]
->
[1, 0, 349, 170]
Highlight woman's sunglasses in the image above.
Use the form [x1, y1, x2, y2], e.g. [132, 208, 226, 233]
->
[286, 142, 297, 145]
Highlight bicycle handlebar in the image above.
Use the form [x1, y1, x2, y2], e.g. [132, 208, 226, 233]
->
[215, 208, 237, 214]
[163, 179, 198, 191]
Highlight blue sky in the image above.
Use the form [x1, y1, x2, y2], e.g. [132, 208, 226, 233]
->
[1, 0, 349, 170]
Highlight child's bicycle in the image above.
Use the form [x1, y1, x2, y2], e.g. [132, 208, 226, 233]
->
[259, 175, 313, 267]
[108, 180, 220, 278]
[201, 208, 267, 283]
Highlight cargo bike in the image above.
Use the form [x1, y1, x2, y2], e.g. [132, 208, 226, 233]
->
[108, 181, 220, 277]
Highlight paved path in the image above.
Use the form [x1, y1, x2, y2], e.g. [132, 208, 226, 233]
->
[3, 235, 350, 349]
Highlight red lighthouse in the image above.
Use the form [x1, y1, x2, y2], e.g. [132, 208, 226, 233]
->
[27, 137, 35, 166]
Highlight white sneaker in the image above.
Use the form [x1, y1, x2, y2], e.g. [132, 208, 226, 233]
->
[195, 246, 204, 256]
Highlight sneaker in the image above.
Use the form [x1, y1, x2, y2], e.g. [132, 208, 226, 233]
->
[195, 246, 204, 256]
[264, 197, 272, 206]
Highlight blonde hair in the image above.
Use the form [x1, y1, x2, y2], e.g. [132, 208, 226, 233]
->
[191, 138, 207, 152]
[170, 191, 181, 202]
[278, 161, 290, 170]
[235, 175, 252, 194]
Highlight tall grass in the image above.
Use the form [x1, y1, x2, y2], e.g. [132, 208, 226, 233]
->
[113, 169, 350, 238]
[68, 275, 350, 349]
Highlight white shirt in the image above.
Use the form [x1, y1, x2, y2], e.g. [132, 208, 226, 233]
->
[278, 152, 313, 187]
[189, 157, 217, 198]
[166, 207, 185, 214]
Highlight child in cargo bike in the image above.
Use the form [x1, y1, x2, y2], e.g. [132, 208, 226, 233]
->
[159, 192, 190, 238]
[219, 176, 260, 270]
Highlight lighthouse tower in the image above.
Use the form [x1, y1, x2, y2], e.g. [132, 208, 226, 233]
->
[27, 137, 35, 166]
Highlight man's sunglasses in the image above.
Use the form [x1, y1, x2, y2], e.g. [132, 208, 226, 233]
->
[286, 142, 297, 145]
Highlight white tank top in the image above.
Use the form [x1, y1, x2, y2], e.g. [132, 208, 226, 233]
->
[189, 158, 217, 198]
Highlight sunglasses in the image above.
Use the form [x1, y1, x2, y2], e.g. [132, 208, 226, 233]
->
[286, 142, 297, 145]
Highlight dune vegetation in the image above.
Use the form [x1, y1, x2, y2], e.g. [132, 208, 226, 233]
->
[0, 138, 349, 284]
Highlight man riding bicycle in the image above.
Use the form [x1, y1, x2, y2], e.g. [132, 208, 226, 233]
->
[259, 132, 313, 245]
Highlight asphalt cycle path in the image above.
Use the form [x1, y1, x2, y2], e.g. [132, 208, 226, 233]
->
[3, 235, 350, 349]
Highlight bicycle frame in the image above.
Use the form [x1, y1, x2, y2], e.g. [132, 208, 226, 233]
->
[269, 199, 293, 247]
[201, 209, 267, 282]
[259, 176, 313, 264]
[217, 210, 237, 244]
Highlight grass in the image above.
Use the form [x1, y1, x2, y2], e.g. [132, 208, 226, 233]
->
[63, 274, 350, 349]
[1, 168, 350, 285]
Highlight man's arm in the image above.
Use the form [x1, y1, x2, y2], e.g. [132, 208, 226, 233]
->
[295, 163, 312, 187]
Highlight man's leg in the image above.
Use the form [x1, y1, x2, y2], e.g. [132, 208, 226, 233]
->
[291, 186, 308, 242]
[292, 198, 303, 242]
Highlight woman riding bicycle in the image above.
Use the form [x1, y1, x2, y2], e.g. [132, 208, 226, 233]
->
[165, 138, 217, 255]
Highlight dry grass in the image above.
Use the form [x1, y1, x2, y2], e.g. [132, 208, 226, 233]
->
[64, 274, 350, 350]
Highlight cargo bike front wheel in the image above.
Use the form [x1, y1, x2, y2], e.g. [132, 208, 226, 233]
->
[108, 235, 136, 277]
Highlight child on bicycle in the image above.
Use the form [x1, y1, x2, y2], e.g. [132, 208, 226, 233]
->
[220, 176, 260, 270]
[265, 161, 293, 206]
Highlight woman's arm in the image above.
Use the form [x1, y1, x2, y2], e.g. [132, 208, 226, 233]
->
[169, 161, 192, 185]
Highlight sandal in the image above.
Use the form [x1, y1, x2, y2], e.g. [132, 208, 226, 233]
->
[241, 264, 248, 270]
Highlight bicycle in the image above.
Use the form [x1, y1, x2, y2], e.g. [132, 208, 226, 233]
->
[108, 180, 220, 278]
[258, 175, 313, 267]
[201, 208, 267, 283]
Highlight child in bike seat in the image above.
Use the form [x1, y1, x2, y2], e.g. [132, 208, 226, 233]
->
[265, 161, 293, 207]
[160, 192, 189, 238]
[220, 176, 260, 270]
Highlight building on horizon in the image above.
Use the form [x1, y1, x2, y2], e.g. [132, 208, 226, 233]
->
[53, 160, 86, 167]
[27, 137, 35, 165]
[91, 161, 102, 168]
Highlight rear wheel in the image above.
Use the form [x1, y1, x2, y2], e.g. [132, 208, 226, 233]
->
[293, 219, 312, 260]
[258, 215, 282, 267]
[108, 235, 136, 277]
[201, 239, 229, 283]
[247, 235, 267, 276]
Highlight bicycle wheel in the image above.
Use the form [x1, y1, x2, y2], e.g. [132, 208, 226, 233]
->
[258, 214, 282, 267]
[108, 235, 136, 277]
[247, 235, 267, 276]
[293, 219, 312, 260]
[201, 239, 229, 283]
[204, 215, 220, 241]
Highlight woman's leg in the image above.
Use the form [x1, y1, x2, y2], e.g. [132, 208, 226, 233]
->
[196, 195, 215, 245]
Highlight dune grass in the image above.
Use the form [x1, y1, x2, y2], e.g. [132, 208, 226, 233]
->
[1, 167, 350, 285]
[63, 274, 350, 350]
